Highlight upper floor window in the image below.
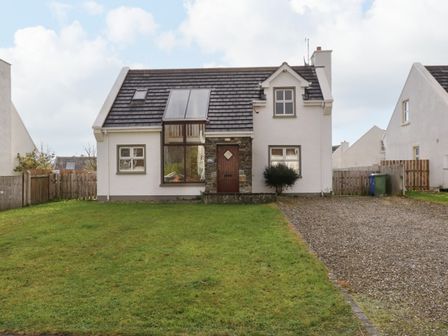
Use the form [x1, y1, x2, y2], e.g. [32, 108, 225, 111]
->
[117, 145, 145, 173]
[402, 99, 409, 124]
[274, 88, 295, 116]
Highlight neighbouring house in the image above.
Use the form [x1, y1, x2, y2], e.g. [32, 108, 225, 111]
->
[332, 126, 385, 169]
[54, 156, 96, 171]
[0, 58, 35, 175]
[384, 63, 448, 189]
[93, 47, 333, 200]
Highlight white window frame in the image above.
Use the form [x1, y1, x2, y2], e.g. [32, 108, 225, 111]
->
[443, 154, 448, 170]
[402, 99, 410, 124]
[274, 88, 295, 116]
[269, 146, 301, 176]
[117, 145, 146, 174]
[413, 145, 420, 160]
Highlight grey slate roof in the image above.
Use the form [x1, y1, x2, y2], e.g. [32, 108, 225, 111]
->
[54, 156, 96, 171]
[425, 66, 448, 93]
[103, 65, 323, 131]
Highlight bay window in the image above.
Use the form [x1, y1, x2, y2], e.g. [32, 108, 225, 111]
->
[163, 123, 205, 183]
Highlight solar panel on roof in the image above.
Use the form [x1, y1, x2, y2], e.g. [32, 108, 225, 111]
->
[163, 89, 210, 121]
[185, 89, 210, 120]
[163, 90, 190, 120]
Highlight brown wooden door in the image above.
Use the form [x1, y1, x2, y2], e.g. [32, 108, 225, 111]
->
[217, 145, 239, 193]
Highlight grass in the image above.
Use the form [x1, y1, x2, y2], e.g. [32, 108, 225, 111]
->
[355, 295, 448, 336]
[0, 201, 364, 336]
[406, 190, 448, 204]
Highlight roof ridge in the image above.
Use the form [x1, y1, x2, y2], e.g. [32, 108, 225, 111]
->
[129, 65, 314, 73]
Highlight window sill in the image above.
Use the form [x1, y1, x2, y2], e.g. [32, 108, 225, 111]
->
[116, 171, 146, 175]
[273, 115, 296, 119]
[160, 183, 205, 187]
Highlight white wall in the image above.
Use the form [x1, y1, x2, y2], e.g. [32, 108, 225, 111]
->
[252, 70, 332, 194]
[0, 59, 35, 176]
[97, 130, 204, 198]
[11, 104, 35, 170]
[332, 141, 348, 169]
[0, 60, 12, 176]
[384, 64, 448, 188]
[333, 126, 385, 169]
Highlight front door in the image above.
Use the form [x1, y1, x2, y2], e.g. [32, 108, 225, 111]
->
[217, 145, 239, 193]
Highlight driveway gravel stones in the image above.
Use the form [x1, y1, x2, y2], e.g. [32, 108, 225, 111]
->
[279, 196, 448, 335]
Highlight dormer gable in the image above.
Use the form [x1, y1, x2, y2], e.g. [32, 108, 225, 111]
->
[260, 62, 311, 89]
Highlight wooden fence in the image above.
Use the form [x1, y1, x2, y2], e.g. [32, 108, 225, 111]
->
[0, 170, 97, 211]
[51, 171, 97, 200]
[333, 168, 378, 196]
[333, 159, 430, 195]
[381, 160, 429, 191]
[0, 176, 23, 211]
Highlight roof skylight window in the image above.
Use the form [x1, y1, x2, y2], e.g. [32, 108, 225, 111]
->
[132, 89, 147, 101]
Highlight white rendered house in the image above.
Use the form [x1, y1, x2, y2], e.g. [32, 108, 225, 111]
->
[333, 126, 385, 169]
[384, 63, 448, 189]
[93, 48, 333, 200]
[0, 59, 35, 175]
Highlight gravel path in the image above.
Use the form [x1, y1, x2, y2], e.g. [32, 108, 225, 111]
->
[279, 196, 448, 335]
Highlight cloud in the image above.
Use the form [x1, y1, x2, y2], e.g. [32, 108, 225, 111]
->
[83, 0, 104, 15]
[106, 6, 157, 44]
[156, 31, 177, 51]
[180, 0, 448, 144]
[49, 1, 73, 24]
[0, 22, 123, 155]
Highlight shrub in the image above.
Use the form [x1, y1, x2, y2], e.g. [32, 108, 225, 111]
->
[14, 149, 54, 172]
[263, 164, 299, 195]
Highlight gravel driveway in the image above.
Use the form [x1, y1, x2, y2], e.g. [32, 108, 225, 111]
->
[279, 196, 448, 336]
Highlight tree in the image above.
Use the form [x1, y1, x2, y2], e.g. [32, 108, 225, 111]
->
[263, 164, 299, 195]
[14, 147, 55, 172]
[83, 143, 97, 171]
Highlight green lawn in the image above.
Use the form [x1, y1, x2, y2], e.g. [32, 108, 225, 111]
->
[406, 191, 448, 204]
[0, 201, 363, 336]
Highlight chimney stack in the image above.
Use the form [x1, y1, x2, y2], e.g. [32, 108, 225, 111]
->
[311, 46, 332, 89]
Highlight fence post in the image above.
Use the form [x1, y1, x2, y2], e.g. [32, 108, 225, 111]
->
[24, 170, 31, 206]
[401, 165, 406, 195]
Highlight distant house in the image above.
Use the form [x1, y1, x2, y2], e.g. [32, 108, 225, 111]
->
[384, 63, 448, 189]
[0, 59, 35, 175]
[93, 48, 334, 200]
[54, 156, 96, 171]
[333, 126, 385, 169]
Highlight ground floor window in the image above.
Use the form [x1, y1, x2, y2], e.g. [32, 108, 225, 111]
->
[117, 145, 145, 173]
[413, 145, 420, 160]
[269, 146, 301, 175]
[163, 123, 205, 183]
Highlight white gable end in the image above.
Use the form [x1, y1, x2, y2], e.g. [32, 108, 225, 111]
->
[261, 62, 310, 88]
[384, 63, 448, 188]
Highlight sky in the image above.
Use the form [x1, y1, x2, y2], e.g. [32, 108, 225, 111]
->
[1, 0, 448, 155]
